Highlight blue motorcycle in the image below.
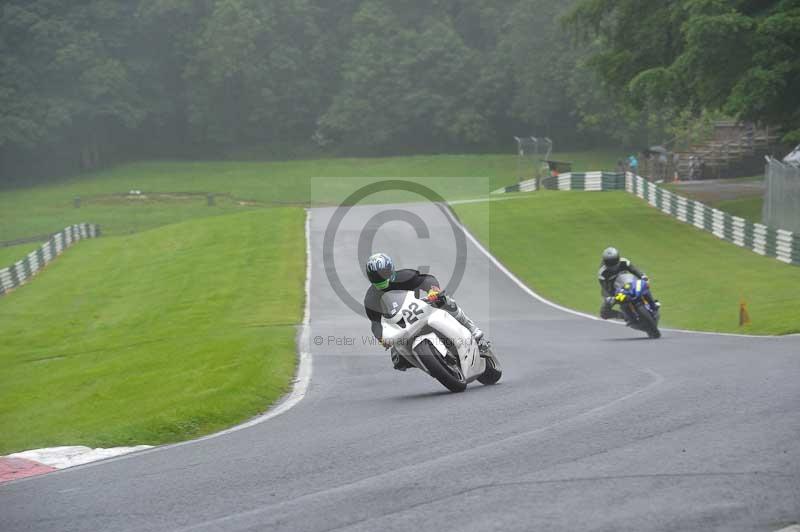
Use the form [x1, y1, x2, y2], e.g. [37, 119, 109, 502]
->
[610, 272, 661, 339]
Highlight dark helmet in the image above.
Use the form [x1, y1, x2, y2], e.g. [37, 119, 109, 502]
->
[602, 246, 621, 271]
[366, 253, 396, 290]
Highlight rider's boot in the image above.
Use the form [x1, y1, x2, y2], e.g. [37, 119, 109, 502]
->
[443, 296, 491, 353]
[476, 336, 492, 354]
[390, 348, 413, 371]
[601, 298, 625, 320]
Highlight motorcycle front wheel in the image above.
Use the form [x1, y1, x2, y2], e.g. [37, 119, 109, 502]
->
[415, 340, 467, 393]
[477, 351, 502, 385]
[635, 302, 661, 339]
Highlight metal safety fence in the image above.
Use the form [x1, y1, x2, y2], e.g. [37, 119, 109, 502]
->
[763, 157, 800, 234]
[495, 171, 626, 193]
[0, 223, 101, 297]
[514, 136, 552, 183]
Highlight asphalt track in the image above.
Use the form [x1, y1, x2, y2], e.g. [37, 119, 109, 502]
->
[2, 202, 799, 532]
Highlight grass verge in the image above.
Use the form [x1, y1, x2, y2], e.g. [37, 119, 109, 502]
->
[664, 175, 765, 223]
[714, 197, 763, 223]
[0, 242, 43, 269]
[454, 191, 800, 335]
[0, 208, 305, 455]
[0, 152, 618, 241]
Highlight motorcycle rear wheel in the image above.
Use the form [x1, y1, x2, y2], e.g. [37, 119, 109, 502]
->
[415, 340, 467, 393]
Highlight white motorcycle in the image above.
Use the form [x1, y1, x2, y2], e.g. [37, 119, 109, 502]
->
[380, 290, 501, 392]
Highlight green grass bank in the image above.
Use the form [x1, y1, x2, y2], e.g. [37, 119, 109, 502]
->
[0, 242, 42, 268]
[664, 175, 765, 224]
[0, 209, 305, 455]
[0, 152, 617, 242]
[714, 197, 763, 223]
[454, 191, 799, 335]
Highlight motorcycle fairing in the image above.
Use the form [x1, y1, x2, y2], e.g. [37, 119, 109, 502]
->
[382, 291, 486, 381]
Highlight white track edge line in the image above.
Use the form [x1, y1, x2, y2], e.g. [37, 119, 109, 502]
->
[3, 210, 315, 481]
[443, 202, 798, 340]
[448, 194, 533, 205]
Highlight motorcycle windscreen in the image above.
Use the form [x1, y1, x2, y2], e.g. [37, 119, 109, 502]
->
[614, 272, 638, 291]
[380, 290, 410, 320]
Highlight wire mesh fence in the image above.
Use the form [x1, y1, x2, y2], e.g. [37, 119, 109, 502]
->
[763, 157, 800, 233]
[514, 136, 551, 183]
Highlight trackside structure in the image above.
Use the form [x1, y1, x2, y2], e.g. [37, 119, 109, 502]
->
[493, 172, 799, 266]
[0, 223, 101, 297]
[763, 157, 800, 234]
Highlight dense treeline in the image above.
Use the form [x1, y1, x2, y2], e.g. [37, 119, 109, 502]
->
[1, 0, 797, 185]
[0, 0, 595, 184]
[565, 0, 800, 147]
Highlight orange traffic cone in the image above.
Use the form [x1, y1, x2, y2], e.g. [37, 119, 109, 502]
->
[739, 299, 751, 326]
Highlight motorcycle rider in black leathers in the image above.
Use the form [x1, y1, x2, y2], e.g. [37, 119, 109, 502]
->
[598, 246, 659, 320]
[363, 253, 489, 371]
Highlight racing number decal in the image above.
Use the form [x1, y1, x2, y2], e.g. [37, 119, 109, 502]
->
[402, 302, 424, 324]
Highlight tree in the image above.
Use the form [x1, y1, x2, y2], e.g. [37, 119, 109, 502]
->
[135, 0, 213, 154]
[319, 0, 517, 150]
[0, 0, 147, 176]
[0, 0, 632, 185]
[501, 0, 585, 140]
[565, 0, 800, 143]
[184, 0, 326, 147]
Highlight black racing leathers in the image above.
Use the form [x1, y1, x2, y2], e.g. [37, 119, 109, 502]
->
[598, 258, 644, 296]
[364, 269, 440, 340]
[598, 258, 645, 319]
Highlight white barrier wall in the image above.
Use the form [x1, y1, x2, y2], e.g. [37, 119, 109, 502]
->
[0, 223, 101, 297]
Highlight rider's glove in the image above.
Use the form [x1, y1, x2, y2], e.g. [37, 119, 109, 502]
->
[641, 274, 649, 282]
[379, 338, 391, 349]
[425, 288, 447, 308]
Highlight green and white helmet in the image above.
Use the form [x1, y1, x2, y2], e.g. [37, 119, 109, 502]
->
[366, 253, 396, 290]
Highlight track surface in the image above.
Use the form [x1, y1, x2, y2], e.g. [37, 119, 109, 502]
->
[2, 203, 799, 532]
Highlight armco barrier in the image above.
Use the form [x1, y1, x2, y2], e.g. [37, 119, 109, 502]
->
[492, 172, 798, 266]
[0, 223, 100, 297]
[493, 171, 627, 193]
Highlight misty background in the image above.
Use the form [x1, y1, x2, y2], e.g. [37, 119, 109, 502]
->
[1, 0, 797, 185]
